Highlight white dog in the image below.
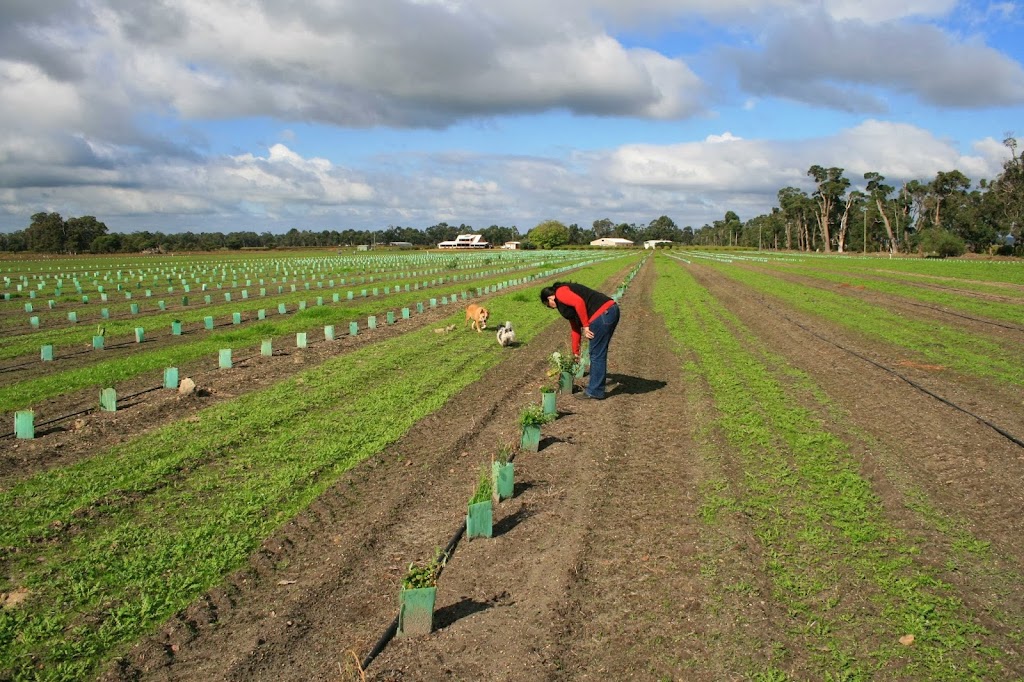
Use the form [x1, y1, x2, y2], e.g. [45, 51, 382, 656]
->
[496, 321, 516, 347]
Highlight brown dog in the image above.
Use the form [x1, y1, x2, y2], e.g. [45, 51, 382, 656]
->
[465, 304, 489, 332]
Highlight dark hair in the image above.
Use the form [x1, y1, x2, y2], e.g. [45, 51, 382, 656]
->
[539, 281, 569, 305]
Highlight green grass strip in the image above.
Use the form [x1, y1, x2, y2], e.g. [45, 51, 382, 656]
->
[651, 255, 1010, 681]
[705, 261, 1024, 389]
[0, 254, 637, 681]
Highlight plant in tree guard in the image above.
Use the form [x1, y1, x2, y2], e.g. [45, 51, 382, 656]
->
[518, 403, 555, 429]
[548, 349, 579, 376]
[469, 466, 493, 505]
[402, 548, 447, 590]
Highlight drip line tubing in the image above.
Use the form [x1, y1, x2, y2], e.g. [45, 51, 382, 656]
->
[781, 311, 1024, 450]
[900, 300, 1024, 332]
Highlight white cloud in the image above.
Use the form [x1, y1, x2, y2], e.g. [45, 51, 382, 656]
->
[730, 11, 1024, 110]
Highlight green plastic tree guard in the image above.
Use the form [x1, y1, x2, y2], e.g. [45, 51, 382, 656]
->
[332, 293, 340, 303]
[347, 291, 353, 300]
[92, 335, 105, 350]
[298, 301, 306, 311]
[542, 391, 557, 417]
[492, 462, 514, 501]
[15, 410, 34, 439]
[40, 345, 53, 362]
[164, 367, 179, 389]
[402, 308, 410, 319]
[467, 500, 493, 539]
[386, 311, 395, 325]
[257, 308, 266, 320]
[261, 339, 273, 357]
[101, 308, 109, 319]
[368, 315, 377, 329]
[417, 302, 424, 314]
[67, 311, 77, 323]
[558, 371, 573, 394]
[397, 587, 436, 638]
[521, 424, 541, 452]
[204, 295, 212, 304]
[99, 388, 117, 412]
[278, 303, 287, 315]
[171, 320, 182, 335]
[130, 303, 139, 314]
[25, 303, 33, 313]
[181, 296, 189, 306]
[324, 325, 335, 341]
[219, 349, 232, 369]
[134, 327, 145, 343]
[232, 312, 241, 324]
[575, 347, 589, 379]
[430, 298, 437, 308]
[349, 321, 358, 336]
[296, 332, 307, 348]
[204, 316, 214, 330]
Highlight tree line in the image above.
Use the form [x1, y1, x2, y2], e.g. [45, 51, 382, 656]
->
[2, 137, 1020, 256]
[693, 135, 1023, 256]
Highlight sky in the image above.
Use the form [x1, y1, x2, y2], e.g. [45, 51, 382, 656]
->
[1, 0, 1023, 236]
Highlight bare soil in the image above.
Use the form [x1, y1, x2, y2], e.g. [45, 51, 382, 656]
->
[11, 255, 1024, 680]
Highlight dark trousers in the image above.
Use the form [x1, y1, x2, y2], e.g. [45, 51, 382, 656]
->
[585, 304, 619, 398]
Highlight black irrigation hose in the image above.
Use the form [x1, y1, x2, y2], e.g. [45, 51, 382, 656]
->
[780, 311, 1024, 450]
[359, 519, 468, 672]
[901, 300, 1024, 332]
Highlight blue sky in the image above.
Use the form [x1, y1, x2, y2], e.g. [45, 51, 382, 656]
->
[1, 0, 1022, 235]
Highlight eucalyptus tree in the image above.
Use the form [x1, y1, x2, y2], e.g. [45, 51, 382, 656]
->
[777, 186, 814, 251]
[807, 165, 850, 252]
[835, 190, 865, 253]
[864, 172, 898, 253]
[592, 218, 614, 238]
[928, 170, 971, 230]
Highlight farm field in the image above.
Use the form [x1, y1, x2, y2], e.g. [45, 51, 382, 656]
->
[1, 250, 1023, 680]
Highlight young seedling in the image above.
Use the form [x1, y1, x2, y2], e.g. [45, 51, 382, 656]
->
[402, 547, 447, 590]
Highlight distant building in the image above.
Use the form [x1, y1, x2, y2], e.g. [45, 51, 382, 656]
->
[590, 237, 634, 247]
[500, 241, 521, 250]
[643, 239, 673, 249]
[438, 234, 491, 249]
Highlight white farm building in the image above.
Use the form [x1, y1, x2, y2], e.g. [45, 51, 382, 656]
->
[590, 237, 635, 247]
[438, 234, 491, 249]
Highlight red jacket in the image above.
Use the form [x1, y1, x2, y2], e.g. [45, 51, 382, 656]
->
[552, 283, 615, 355]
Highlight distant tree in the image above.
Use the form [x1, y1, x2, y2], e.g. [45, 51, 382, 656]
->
[25, 212, 66, 253]
[90, 234, 122, 253]
[928, 170, 971, 230]
[425, 222, 458, 245]
[807, 165, 850, 252]
[646, 215, 677, 241]
[527, 220, 570, 249]
[592, 218, 614, 239]
[680, 226, 694, 245]
[864, 172, 898, 252]
[566, 223, 587, 245]
[613, 223, 638, 242]
[777, 187, 814, 251]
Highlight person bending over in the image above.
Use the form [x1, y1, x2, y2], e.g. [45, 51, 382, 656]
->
[539, 281, 620, 400]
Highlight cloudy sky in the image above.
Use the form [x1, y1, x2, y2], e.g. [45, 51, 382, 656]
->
[1, 0, 1022, 235]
